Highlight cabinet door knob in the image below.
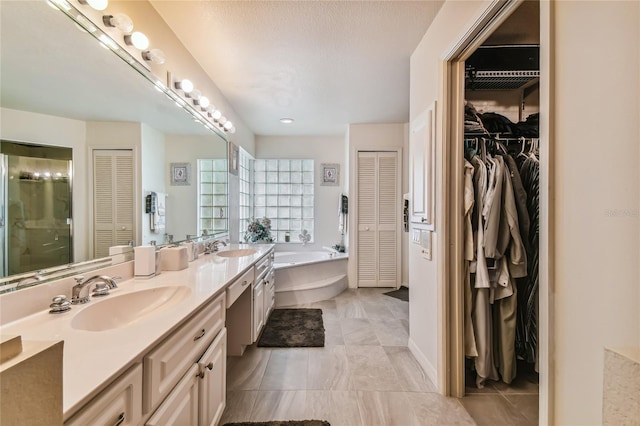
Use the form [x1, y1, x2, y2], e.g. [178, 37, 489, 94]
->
[121, 226, 127, 230]
[193, 329, 206, 341]
[114, 412, 126, 426]
[365, 226, 370, 231]
[206, 362, 214, 370]
[197, 370, 205, 379]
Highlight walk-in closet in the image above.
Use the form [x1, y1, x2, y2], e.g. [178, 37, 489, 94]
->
[459, 2, 541, 424]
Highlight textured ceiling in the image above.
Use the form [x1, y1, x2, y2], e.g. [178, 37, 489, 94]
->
[150, 1, 443, 136]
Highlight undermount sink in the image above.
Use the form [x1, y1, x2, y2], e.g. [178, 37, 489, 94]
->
[71, 286, 191, 332]
[215, 248, 257, 258]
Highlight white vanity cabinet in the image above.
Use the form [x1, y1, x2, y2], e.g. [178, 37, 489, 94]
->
[143, 292, 225, 414]
[252, 278, 265, 341]
[65, 363, 143, 426]
[264, 267, 275, 321]
[146, 328, 227, 426]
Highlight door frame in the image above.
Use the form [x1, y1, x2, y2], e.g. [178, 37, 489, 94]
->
[439, 0, 554, 423]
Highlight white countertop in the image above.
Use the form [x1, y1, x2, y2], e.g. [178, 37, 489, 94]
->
[0, 244, 273, 419]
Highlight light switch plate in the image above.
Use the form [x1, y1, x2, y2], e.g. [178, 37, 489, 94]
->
[412, 229, 421, 244]
[420, 230, 432, 260]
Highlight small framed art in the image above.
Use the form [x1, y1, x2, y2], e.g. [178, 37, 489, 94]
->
[321, 163, 340, 186]
[170, 162, 191, 186]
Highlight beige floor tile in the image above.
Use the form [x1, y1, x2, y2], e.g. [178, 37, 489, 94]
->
[400, 318, 410, 334]
[370, 319, 409, 346]
[345, 345, 403, 391]
[404, 392, 476, 426]
[383, 297, 410, 321]
[384, 346, 437, 392]
[492, 373, 539, 394]
[259, 348, 309, 390]
[356, 391, 420, 426]
[220, 390, 258, 424]
[340, 318, 380, 345]
[227, 346, 272, 391]
[459, 394, 533, 426]
[361, 300, 397, 320]
[322, 314, 346, 346]
[307, 345, 350, 390]
[503, 394, 539, 425]
[250, 390, 307, 422]
[302, 390, 363, 426]
[335, 298, 367, 318]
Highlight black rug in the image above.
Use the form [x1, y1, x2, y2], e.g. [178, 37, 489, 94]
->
[257, 308, 325, 347]
[224, 421, 329, 426]
[384, 286, 409, 302]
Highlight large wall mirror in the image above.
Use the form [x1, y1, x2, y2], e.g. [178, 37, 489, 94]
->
[0, 1, 229, 291]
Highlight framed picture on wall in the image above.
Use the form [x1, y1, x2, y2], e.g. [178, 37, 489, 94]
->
[321, 163, 340, 186]
[229, 142, 239, 176]
[170, 162, 191, 186]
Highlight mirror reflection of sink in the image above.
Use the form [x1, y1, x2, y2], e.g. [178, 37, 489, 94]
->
[71, 286, 191, 332]
[215, 249, 257, 258]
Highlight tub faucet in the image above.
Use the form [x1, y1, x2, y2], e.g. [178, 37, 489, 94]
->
[71, 275, 119, 304]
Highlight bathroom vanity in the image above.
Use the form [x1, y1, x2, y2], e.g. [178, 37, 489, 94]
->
[0, 244, 275, 426]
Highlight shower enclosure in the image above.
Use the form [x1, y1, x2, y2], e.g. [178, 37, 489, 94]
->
[1, 141, 72, 277]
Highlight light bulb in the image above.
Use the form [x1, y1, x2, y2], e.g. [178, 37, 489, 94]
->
[142, 48, 166, 65]
[224, 121, 233, 130]
[198, 96, 210, 109]
[124, 31, 149, 50]
[103, 13, 134, 33]
[44, 172, 51, 178]
[219, 116, 227, 126]
[190, 89, 202, 101]
[206, 105, 216, 116]
[175, 79, 194, 94]
[79, 0, 108, 11]
[229, 126, 236, 134]
[212, 110, 222, 120]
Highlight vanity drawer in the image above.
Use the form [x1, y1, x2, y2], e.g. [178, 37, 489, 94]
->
[65, 363, 143, 426]
[143, 292, 225, 414]
[255, 253, 272, 281]
[226, 267, 254, 307]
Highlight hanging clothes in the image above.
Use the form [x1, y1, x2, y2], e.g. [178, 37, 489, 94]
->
[516, 153, 539, 365]
[463, 136, 536, 387]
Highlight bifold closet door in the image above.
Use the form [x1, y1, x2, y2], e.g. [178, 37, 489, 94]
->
[357, 151, 398, 288]
[93, 150, 134, 258]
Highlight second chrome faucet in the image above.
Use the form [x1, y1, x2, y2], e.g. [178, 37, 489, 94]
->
[71, 275, 119, 305]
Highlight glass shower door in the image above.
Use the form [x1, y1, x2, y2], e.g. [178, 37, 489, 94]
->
[2, 142, 72, 277]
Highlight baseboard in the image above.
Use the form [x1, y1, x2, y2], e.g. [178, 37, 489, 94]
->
[408, 337, 439, 392]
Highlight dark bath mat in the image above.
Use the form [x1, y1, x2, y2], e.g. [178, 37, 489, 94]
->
[257, 308, 325, 347]
[384, 286, 409, 302]
[224, 421, 330, 426]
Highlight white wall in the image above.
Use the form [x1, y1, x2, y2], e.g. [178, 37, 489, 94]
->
[0, 108, 89, 262]
[256, 135, 346, 251]
[164, 134, 227, 241]
[141, 123, 166, 245]
[408, 0, 513, 393]
[347, 123, 409, 289]
[551, 1, 640, 423]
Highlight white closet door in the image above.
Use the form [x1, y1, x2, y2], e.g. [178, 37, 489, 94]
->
[93, 150, 134, 258]
[357, 151, 399, 288]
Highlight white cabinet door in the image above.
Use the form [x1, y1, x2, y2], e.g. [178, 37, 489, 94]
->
[409, 103, 436, 228]
[198, 328, 227, 426]
[65, 364, 143, 426]
[93, 150, 135, 258]
[146, 364, 199, 426]
[252, 280, 265, 341]
[357, 151, 400, 287]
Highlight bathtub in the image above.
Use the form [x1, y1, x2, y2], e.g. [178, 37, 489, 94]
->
[274, 250, 349, 306]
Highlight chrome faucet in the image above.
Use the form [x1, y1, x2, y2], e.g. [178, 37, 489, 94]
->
[16, 270, 46, 290]
[71, 275, 119, 304]
[204, 239, 227, 254]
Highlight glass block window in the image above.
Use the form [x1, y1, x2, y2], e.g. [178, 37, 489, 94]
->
[239, 148, 253, 239]
[198, 159, 227, 235]
[253, 159, 314, 243]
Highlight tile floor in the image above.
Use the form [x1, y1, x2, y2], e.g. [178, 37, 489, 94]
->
[221, 288, 538, 426]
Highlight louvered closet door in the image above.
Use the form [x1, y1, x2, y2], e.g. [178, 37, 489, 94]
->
[357, 151, 399, 288]
[93, 150, 134, 258]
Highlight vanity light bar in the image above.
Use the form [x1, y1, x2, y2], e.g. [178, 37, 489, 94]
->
[61, 0, 232, 138]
